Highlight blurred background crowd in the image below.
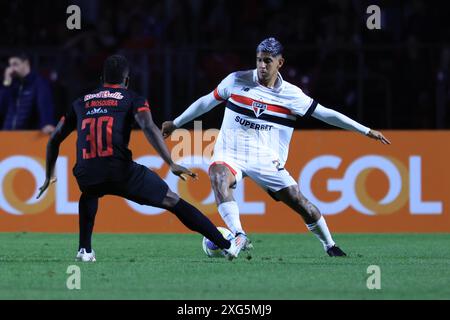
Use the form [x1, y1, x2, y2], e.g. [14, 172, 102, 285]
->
[0, 0, 449, 132]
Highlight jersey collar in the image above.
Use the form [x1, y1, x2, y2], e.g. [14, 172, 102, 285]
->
[253, 69, 284, 92]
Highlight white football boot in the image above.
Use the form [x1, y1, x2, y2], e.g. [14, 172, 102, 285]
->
[236, 233, 253, 259]
[75, 248, 85, 261]
[76, 248, 96, 262]
[223, 235, 246, 260]
[236, 233, 253, 251]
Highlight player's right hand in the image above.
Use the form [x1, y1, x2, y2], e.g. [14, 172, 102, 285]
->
[161, 121, 177, 139]
[36, 177, 57, 199]
[170, 164, 198, 181]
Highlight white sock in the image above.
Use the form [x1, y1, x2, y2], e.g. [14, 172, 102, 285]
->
[306, 216, 335, 251]
[218, 201, 244, 235]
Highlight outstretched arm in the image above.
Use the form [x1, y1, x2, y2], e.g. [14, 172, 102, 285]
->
[135, 110, 197, 181]
[161, 92, 222, 138]
[311, 104, 391, 144]
[37, 116, 75, 198]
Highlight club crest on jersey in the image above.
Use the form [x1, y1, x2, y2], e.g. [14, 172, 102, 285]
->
[86, 107, 108, 115]
[252, 101, 267, 118]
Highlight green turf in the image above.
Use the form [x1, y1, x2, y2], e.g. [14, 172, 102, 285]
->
[0, 233, 449, 300]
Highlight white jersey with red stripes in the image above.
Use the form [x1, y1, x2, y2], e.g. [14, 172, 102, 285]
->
[212, 69, 317, 168]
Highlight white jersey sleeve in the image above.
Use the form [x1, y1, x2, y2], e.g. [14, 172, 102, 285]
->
[173, 92, 221, 127]
[312, 104, 370, 135]
[289, 86, 317, 117]
[173, 72, 237, 127]
[213, 72, 237, 101]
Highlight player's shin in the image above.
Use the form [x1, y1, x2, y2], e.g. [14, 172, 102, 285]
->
[218, 201, 244, 236]
[306, 216, 336, 251]
[170, 199, 231, 249]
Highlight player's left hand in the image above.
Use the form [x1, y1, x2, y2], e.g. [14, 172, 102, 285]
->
[36, 177, 57, 199]
[367, 129, 391, 145]
[170, 164, 198, 181]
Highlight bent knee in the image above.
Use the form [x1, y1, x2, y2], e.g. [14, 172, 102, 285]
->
[209, 166, 235, 202]
[284, 187, 308, 207]
[161, 190, 180, 208]
[209, 167, 230, 187]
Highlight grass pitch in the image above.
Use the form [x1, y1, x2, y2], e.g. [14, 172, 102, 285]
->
[0, 233, 449, 300]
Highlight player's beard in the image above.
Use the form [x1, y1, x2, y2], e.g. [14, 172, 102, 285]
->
[258, 70, 268, 80]
[258, 71, 273, 86]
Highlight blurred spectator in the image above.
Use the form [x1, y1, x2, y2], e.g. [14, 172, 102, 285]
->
[0, 52, 56, 133]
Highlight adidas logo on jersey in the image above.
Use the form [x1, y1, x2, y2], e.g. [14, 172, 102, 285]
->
[86, 107, 108, 115]
[252, 101, 267, 118]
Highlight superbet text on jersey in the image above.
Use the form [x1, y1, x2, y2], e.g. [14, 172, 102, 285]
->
[212, 69, 317, 168]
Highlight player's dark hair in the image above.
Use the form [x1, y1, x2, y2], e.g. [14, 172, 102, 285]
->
[256, 37, 284, 57]
[103, 54, 129, 84]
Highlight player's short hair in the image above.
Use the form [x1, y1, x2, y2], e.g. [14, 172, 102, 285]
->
[256, 37, 284, 57]
[103, 54, 129, 84]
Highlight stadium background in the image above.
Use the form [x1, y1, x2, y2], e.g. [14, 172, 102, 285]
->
[0, 0, 449, 301]
[0, 0, 448, 233]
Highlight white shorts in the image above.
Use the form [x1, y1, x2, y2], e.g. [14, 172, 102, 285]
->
[209, 155, 297, 194]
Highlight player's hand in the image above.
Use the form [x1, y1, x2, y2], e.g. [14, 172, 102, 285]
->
[170, 163, 198, 181]
[36, 177, 57, 199]
[3, 66, 14, 87]
[367, 129, 391, 145]
[41, 125, 56, 135]
[161, 121, 177, 139]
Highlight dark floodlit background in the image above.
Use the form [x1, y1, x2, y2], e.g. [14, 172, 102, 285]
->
[0, 0, 449, 130]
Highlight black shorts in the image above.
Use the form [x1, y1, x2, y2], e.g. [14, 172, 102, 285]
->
[77, 162, 169, 207]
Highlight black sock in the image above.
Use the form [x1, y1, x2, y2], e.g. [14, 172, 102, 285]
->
[170, 199, 231, 249]
[79, 193, 99, 253]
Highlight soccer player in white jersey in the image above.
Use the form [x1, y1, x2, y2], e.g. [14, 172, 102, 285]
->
[162, 38, 390, 257]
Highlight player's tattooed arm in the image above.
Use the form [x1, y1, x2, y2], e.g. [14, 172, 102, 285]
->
[135, 110, 197, 181]
[37, 117, 75, 199]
